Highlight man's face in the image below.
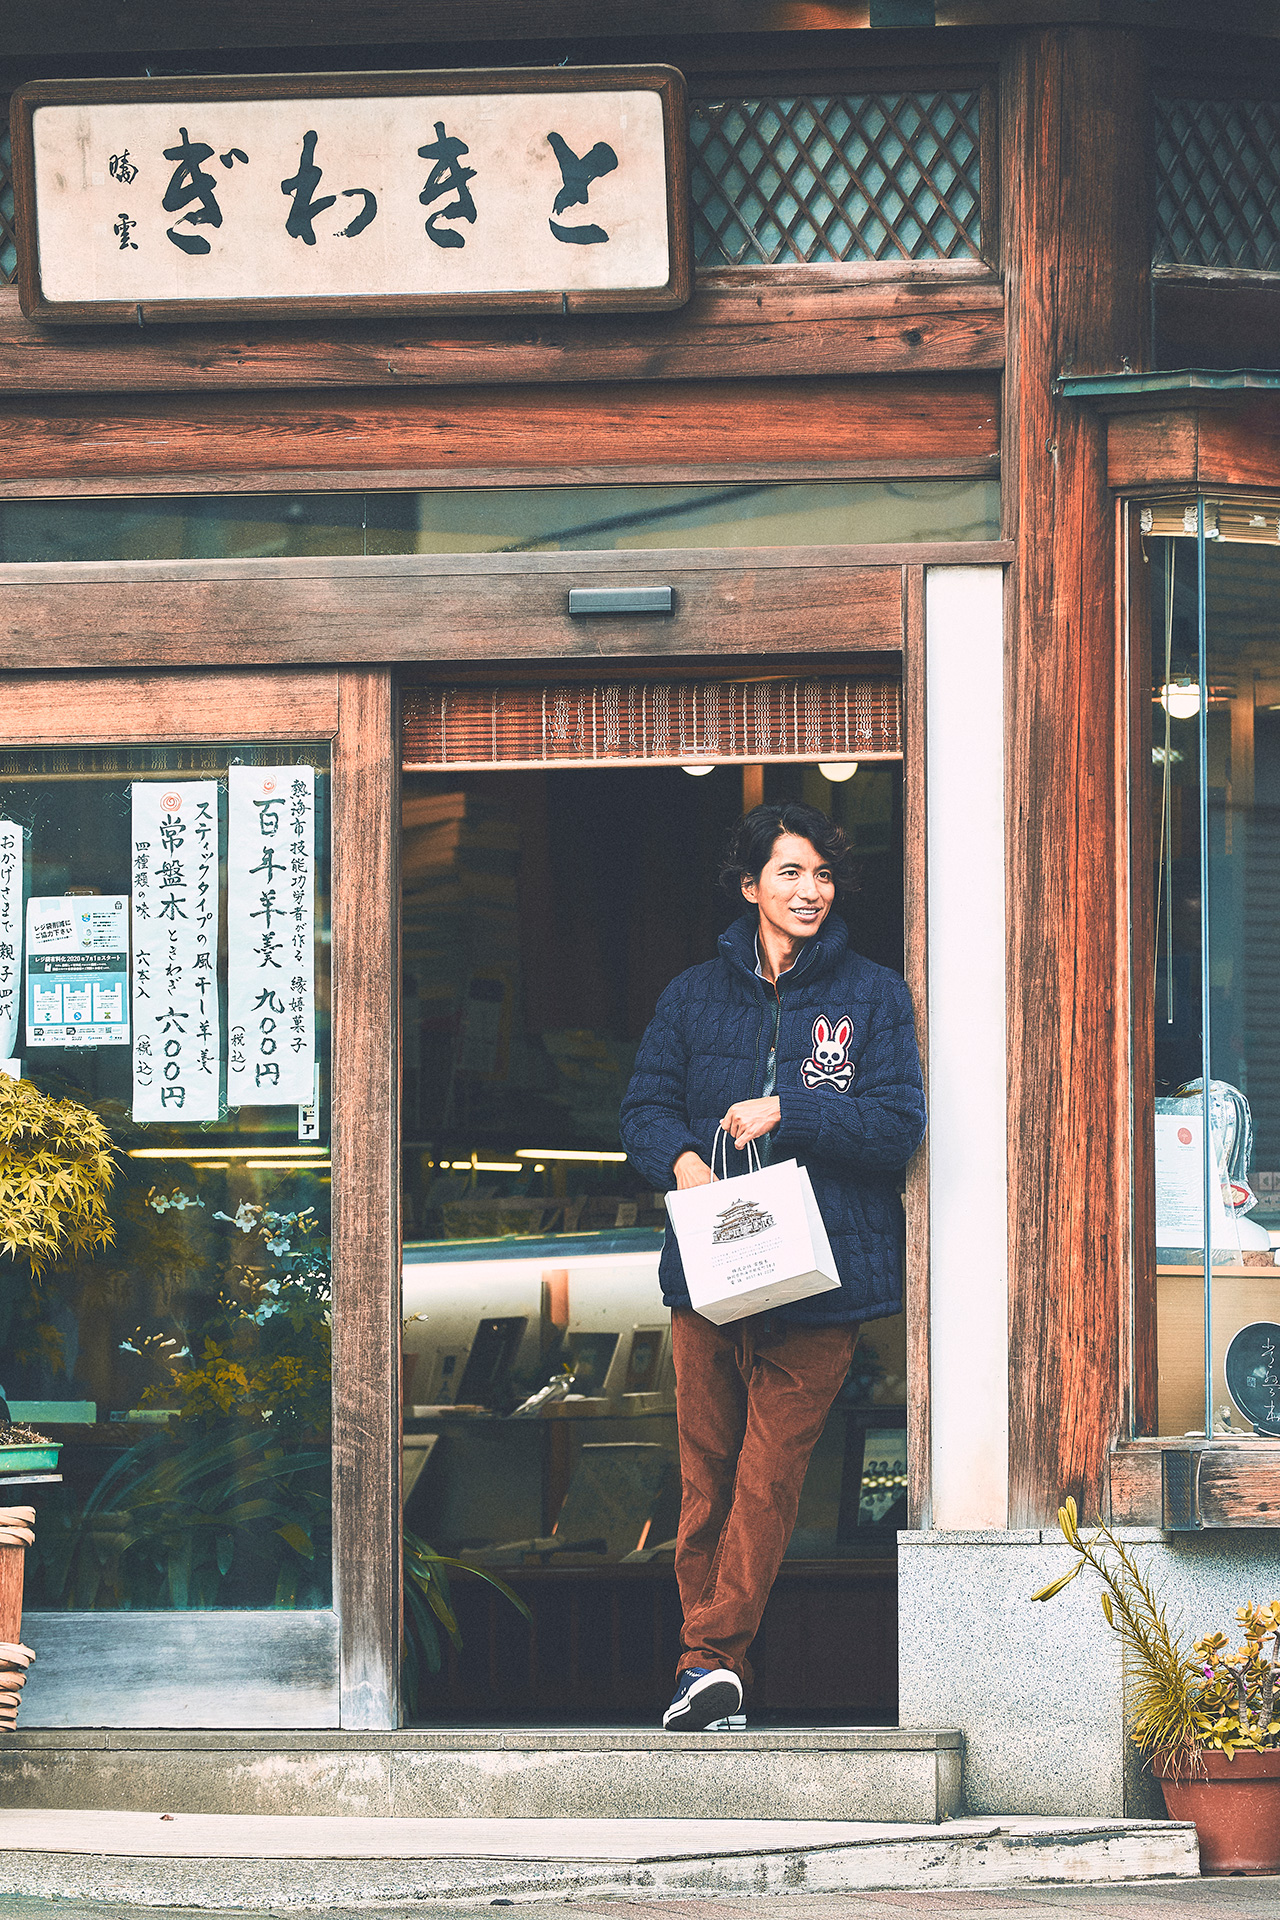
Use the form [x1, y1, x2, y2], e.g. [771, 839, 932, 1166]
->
[741, 832, 835, 945]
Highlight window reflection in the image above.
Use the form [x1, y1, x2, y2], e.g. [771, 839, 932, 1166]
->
[1146, 501, 1280, 1437]
[0, 479, 1000, 564]
[0, 745, 332, 1609]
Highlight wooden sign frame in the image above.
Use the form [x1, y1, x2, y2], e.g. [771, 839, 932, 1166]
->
[9, 66, 692, 326]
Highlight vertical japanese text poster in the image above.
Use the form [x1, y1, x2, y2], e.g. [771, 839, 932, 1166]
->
[0, 822, 22, 1060]
[227, 766, 315, 1106]
[131, 782, 220, 1121]
[26, 895, 130, 1048]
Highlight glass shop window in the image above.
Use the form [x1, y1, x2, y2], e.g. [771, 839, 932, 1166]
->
[1143, 497, 1280, 1439]
[400, 756, 909, 1719]
[0, 745, 331, 1610]
[0, 479, 1000, 564]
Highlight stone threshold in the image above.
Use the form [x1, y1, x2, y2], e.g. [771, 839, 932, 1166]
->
[1, 1724, 961, 1751]
[0, 1724, 966, 1825]
[0, 1810, 1199, 1907]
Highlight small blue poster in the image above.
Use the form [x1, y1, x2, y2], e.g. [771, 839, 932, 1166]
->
[25, 895, 130, 1049]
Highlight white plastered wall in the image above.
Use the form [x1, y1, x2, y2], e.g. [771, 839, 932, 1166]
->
[925, 566, 1009, 1529]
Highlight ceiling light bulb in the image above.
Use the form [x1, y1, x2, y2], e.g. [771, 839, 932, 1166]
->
[818, 761, 859, 783]
[681, 764, 715, 777]
[1160, 681, 1202, 720]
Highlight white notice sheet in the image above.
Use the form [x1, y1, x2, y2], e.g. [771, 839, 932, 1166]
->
[1155, 1112, 1232, 1248]
[0, 821, 22, 1061]
[131, 781, 220, 1122]
[227, 765, 315, 1106]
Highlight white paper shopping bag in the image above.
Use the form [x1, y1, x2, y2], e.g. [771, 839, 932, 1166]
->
[665, 1133, 842, 1325]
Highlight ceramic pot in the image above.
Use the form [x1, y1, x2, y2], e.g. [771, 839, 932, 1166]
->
[1156, 1747, 1280, 1873]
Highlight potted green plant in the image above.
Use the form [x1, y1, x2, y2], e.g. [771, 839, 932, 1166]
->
[0, 1076, 117, 1481]
[0, 1077, 116, 1729]
[1034, 1498, 1280, 1873]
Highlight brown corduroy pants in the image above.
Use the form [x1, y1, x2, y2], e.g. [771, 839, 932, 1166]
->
[670, 1304, 858, 1687]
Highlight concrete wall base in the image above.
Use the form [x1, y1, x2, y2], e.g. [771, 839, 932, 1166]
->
[898, 1527, 1280, 1817]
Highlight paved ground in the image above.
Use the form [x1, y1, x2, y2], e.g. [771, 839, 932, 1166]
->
[2, 1885, 1280, 1919]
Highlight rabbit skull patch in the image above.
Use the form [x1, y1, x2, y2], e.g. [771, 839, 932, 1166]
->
[801, 1014, 854, 1091]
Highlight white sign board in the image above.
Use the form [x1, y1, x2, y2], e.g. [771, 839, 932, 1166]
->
[1155, 1112, 1232, 1248]
[0, 822, 22, 1062]
[227, 765, 315, 1107]
[25, 895, 130, 1049]
[131, 781, 220, 1122]
[13, 70, 690, 323]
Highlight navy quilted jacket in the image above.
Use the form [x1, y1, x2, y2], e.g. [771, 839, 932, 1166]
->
[619, 912, 926, 1326]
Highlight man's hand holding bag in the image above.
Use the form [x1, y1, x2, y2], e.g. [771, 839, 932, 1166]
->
[664, 1130, 841, 1325]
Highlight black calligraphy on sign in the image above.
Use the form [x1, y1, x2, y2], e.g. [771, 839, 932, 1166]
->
[130, 782, 221, 1122]
[288, 777, 311, 1056]
[281, 131, 335, 244]
[228, 767, 315, 1105]
[162, 128, 248, 255]
[546, 131, 618, 245]
[108, 149, 139, 185]
[113, 212, 139, 251]
[1225, 1321, 1280, 1435]
[418, 121, 477, 248]
[0, 822, 20, 1057]
[281, 130, 378, 245]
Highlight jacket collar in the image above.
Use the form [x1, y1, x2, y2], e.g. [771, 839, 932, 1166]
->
[719, 910, 849, 990]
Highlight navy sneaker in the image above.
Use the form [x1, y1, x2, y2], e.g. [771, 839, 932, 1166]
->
[662, 1665, 743, 1732]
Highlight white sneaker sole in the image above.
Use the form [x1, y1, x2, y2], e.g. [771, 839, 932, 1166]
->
[662, 1669, 744, 1732]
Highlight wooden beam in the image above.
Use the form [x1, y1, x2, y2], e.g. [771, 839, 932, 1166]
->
[1111, 1440, 1280, 1529]
[1194, 400, 1280, 491]
[0, 375, 1000, 480]
[1108, 400, 1280, 494]
[0, 0, 1276, 55]
[0, 552, 923, 670]
[0, 668, 339, 741]
[903, 562, 931, 1531]
[0, 274, 1004, 394]
[331, 667, 401, 1728]
[1001, 27, 1152, 1529]
[1107, 411, 1200, 494]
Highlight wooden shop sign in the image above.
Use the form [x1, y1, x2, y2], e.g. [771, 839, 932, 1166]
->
[9, 67, 691, 324]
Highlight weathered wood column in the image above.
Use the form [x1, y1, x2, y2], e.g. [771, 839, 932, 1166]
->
[332, 668, 402, 1726]
[1001, 28, 1152, 1526]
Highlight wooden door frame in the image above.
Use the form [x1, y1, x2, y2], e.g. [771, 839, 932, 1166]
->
[391, 565, 934, 1535]
[0, 534, 984, 1718]
[2, 664, 398, 1730]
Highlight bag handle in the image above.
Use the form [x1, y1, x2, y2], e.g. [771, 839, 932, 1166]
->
[712, 1126, 762, 1182]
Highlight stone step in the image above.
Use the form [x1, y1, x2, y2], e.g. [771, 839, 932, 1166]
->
[0, 1726, 961, 1824]
[0, 1808, 1200, 1908]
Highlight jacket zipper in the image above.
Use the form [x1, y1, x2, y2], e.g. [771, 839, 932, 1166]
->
[762, 978, 782, 1100]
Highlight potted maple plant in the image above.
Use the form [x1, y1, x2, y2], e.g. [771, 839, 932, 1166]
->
[1034, 1499, 1280, 1874]
[0, 1076, 116, 1727]
[0, 1074, 117, 1446]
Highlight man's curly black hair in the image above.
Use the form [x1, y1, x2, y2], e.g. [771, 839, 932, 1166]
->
[718, 802, 857, 902]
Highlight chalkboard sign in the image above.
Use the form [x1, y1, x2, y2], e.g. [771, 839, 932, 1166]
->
[1225, 1322, 1280, 1435]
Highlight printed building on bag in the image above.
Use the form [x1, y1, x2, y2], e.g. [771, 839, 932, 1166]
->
[1, 0, 1279, 1825]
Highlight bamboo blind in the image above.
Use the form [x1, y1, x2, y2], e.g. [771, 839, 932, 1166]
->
[402, 676, 902, 771]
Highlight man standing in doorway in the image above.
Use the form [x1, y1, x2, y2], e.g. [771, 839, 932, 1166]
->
[620, 802, 926, 1731]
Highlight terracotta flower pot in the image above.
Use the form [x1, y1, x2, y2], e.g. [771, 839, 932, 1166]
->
[1156, 1747, 1280, 1873]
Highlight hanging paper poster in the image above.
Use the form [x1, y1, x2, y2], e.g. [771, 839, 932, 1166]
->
[1155, 1112, 1231, 1248]
[227, 765, 315, 1106]
[0, 822, 22, 1061]
[25, 894, 130, 1049]
[131, 781, 220, 1122]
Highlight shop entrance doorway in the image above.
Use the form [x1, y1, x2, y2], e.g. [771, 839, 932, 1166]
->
[399, 686, 908, 1726]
